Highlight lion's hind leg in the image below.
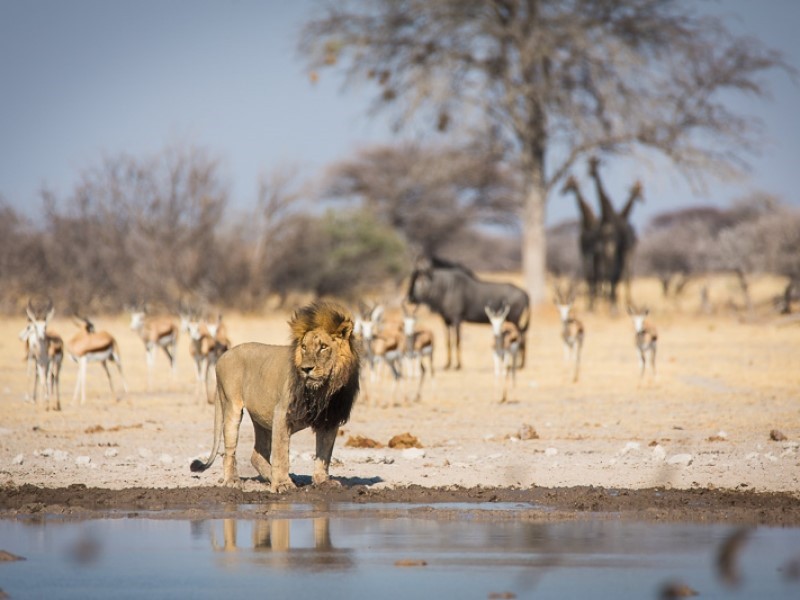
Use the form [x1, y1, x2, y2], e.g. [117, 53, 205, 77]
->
[250, 422, 273, 483]
[221, 387, 244, 487]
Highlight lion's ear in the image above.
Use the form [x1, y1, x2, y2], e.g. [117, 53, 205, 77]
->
[335, 319, 353, 341]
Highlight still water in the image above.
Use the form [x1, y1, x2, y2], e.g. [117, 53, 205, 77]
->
[1, 506, 798, 599]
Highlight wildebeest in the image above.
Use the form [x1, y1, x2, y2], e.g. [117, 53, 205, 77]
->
[407, 256, 529, 370]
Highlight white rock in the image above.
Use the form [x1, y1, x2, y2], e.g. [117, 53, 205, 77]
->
[716, 430, 728, 439]
[159, 453, 174, 464]
[138, 448, 152, 458]
[620, 442, 641, 455]
[75, 456, 92, 466]
[39, 448, 53, 457]
[401, 448, 426, 460]
[12, 453, 23, 465]
[764, 452, 778, 463]
[746, 452, 759, 460]
[544, 447, 558, 457]
[666, 453, 693, 466]
[651, 445, 667, 461]
[104, 448, 119, 458]
[53, 450, 69, 462]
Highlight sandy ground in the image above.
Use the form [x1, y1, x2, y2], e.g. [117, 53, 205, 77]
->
[1, 278, 799, 522]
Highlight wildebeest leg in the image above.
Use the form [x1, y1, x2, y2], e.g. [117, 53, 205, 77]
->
[443, 322, 453, 369]
[250, 422, 272, 482]
[313, 426, 340, 486]
[454, 322, 462, 370]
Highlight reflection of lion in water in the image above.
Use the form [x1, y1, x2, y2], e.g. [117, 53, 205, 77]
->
[190, 301, 360, 492]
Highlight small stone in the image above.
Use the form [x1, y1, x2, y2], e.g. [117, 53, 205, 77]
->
[770, 429, 788, 442]
[544, 447, 558, 457]
[11, 454, 23, 465]
[401, 448, 426, 460]
[518, 424, 539, 440]
[75, 456, 92, 466]
[159, 454, 173, 464]
[666, 453, 693, 466]
[53, 450, 68, 462]
[138, 448, 152, 458]
[651, 445, 667, 461]
[104, 448, 118, 458]
[620, 442, 640, 455]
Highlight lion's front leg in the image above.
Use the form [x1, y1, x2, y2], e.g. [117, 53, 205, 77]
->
[269, 404, 296, 493]
[313, 426, 341, 487]
[250, 421, 272, 483]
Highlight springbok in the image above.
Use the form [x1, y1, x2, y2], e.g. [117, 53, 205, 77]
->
[357, 303, 404, 405]
[554, 284, 585, 383]
[358, 304, 402, 383]
[627, 304, 658, 381]
[129, 306, 179, 387]
[205, 313, 232, 351]
[68, 315, 127, 405]
[484, 301, 521, 403]
[400, 301, 434, 381]
[184, 312, 229, 402]
[23, 300, 64, 410]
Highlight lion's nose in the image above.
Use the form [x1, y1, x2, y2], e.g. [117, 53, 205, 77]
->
[301, 365, 314, 375]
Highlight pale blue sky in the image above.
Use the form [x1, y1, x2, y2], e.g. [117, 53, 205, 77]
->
[1, 0, 798, 230]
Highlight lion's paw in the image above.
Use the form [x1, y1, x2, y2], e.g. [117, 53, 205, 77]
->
[269, 478, 296, 494]
[314, 477, 342, 489]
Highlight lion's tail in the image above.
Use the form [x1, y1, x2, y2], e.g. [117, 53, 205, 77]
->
[190, 376, 224, 473]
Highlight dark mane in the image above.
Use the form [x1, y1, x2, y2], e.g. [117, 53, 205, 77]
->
[287, 367, 359, 432]
[286, 301, 360, 432]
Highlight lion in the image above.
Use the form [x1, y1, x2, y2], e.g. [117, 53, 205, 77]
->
[190, 301, 360, 492]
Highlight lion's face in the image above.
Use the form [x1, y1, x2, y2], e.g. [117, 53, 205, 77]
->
[296, 329, 344, 389]
[290, 301, 359, 394]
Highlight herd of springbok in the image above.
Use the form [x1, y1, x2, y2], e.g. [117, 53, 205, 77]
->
[18, 299, 232, 411]
[17, 286, 658, 411]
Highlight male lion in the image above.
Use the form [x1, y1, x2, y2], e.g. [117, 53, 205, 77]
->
[190, 301, 360, 492]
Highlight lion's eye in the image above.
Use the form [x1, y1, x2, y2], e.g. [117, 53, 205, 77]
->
[319, 343, 328, 352]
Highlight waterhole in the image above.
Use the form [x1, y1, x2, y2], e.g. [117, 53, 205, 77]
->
[1, 507, 798, 599]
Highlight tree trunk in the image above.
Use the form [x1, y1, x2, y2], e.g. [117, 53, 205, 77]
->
[522, 179, 547, 307]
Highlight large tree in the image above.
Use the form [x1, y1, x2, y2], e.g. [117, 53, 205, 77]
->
[299, 0, 794, 304]
[322, 139, 520, 254]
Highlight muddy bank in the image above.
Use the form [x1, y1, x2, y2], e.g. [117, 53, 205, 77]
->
[2, 483, 799, 526]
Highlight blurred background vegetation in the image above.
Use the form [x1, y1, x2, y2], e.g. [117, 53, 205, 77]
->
[0, 141, 797, 316]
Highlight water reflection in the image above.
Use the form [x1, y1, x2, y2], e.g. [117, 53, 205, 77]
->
[195, 510, 355, 572]
[1, 511, 799, 599]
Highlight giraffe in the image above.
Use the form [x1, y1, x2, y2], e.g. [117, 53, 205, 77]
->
[560, 175, 602, 309]
[617, 180, 644, 305]
[586, 157, 644, 309]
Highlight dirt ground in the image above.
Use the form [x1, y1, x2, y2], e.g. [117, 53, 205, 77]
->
[1, 277, 798, 524]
